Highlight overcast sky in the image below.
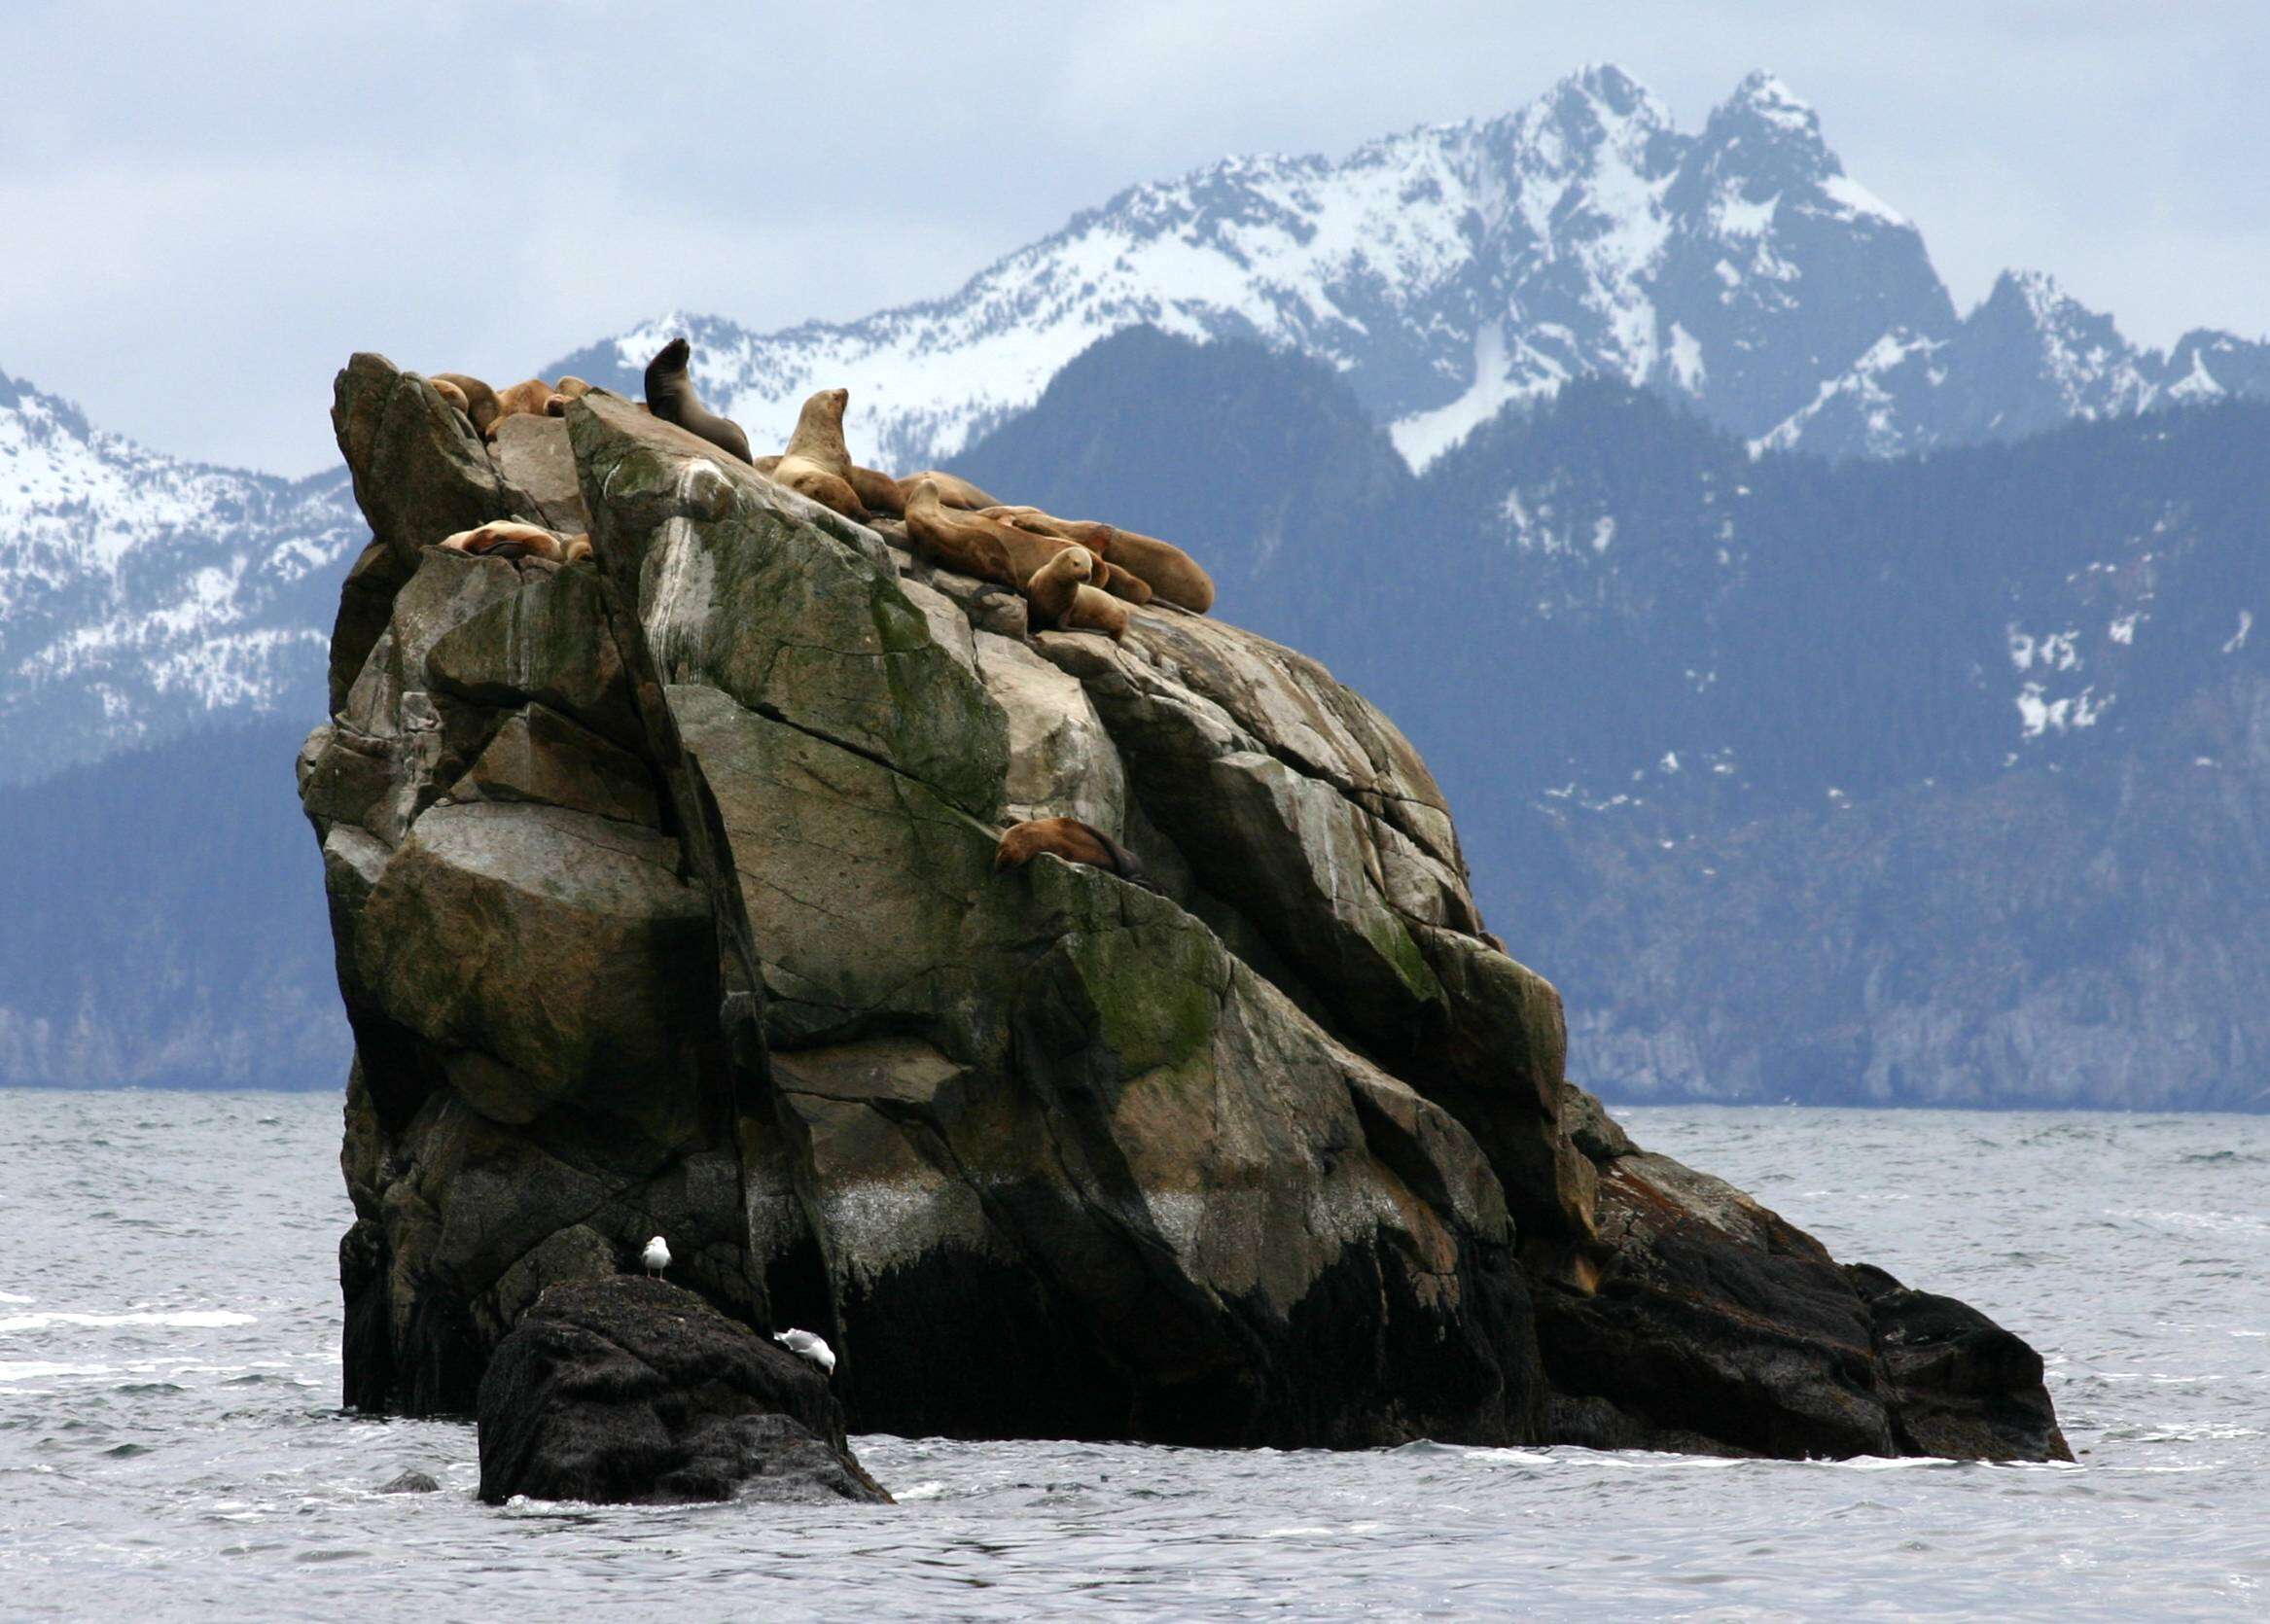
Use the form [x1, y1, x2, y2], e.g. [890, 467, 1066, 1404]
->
[6, 0, 2265, 475]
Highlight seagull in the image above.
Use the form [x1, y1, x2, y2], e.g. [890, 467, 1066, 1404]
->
[773, 1327, 835, 1376]
[642, 1235, 670, 1278]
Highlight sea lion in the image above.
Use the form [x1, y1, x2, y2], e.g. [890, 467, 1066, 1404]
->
[1089, 525, 1214, 614]
[1022, 547, 1132, 639]
[994, 816, 1155, 890]
[895, 470, 1001, 512]
[643, 336, 755, 463]
[779, 387, 854, 476]
[488, 378, 565, 437]
[552, 375, 594, 402]
[560, 534, 594, 565]
[434, 372, 502, 438]
[766, 387, 869, 519]
[904, 480, 1135, 603]
[903, 477, 1016, 584]
[981, 505, 1112, 550]
[437, 521, 573, 562]
[847, 465, 906, 515]
[984, 509, 1152, 603]
[430, 377, 471, 418]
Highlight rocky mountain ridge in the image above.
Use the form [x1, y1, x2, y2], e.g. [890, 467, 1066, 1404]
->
[551, 66, 2269, 472]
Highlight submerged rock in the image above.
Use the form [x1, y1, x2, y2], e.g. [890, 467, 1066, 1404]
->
[377, 1469, 441, 1494]
[476, 1278, 888, 1505]
[304, 352, 2070, 1465]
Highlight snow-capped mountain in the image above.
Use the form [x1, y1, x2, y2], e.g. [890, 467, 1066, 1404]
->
[553, 65, 2268, 473]
[0, 368, 364, 783]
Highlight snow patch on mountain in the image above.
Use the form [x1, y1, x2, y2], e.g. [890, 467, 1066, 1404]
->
[0, 368, 362, 783]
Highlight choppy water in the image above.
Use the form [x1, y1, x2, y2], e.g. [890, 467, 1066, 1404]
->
[1, 1092, 2263, 1620]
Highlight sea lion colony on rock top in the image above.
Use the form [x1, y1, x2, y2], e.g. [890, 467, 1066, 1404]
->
[422, 335, 1216, 882]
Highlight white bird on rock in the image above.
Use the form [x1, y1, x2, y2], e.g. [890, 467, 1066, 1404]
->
[642, 1235, 670, 1278]
[773, 1327, 835, 1376]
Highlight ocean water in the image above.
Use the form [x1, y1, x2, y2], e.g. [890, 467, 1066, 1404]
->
[1, 1092, 2263, 1620]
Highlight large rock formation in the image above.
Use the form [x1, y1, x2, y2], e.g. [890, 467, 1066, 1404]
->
[301, 355, 2068, 1462]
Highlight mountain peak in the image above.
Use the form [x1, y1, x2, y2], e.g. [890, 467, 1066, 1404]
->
[1725, 70, 1818, 128]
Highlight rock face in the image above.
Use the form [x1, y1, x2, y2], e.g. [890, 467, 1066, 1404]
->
[303, 353, 2069, 1463]
[477, 1278, 887, 1505]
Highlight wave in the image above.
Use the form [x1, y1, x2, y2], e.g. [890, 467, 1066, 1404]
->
[0, 1309, 257, 1331]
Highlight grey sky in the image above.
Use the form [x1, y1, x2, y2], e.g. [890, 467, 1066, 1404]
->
[5, 0, 2264, 475]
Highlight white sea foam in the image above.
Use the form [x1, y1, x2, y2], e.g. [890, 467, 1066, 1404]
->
[0, 1309, 256, 1331]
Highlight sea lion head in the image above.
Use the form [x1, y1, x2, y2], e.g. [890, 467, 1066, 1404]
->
[1059, 546, 1095, 583]
[654, 336, 691, 372]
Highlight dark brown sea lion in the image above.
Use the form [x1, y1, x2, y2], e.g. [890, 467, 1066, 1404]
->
[993, 816, 1154, 889]
[643, 337, 755, 463]
[1022, 547, 1131, 639]
[433, 372, 502, 437]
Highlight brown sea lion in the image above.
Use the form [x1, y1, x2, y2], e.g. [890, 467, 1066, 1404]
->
[552, 375, 594, 402]
[994, 816, 1155, 889]
[1022, 547, 1132, 639]
[434, 372, 502, 438]
[779, 387, 854, 475]
[429, 377, 471, 418]
[766, 388, 869, 518]
[847, 465, 906, 515]
[1091, 526, 1214, 614]
[904, 481, 1138, 604]
[560, 534, 594, 565]
[643, 337, 755, 463]
[904, 477, 1016, 584]
[895, 470, 1001, 512]
[977, 508, 1153, 605]
[981, 505, 1112, 549]
[437, 521, 573, 562]
[485, 378, 567, 441]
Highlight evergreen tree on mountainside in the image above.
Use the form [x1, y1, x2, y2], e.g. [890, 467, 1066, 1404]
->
[0, 724, 345, 1087]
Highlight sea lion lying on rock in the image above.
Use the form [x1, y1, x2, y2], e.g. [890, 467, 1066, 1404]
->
[437, 522, 587, 564]
[552, 375, 593, 404]
[430, 377, 472, 417]
[488, 378, 567, 439]
[898, 470, 1001, 512]
[1022, 547, 1131, 639]
[766, 387, 869, 520]
[994, 816, 1156, 890]
[904, 477, 1016, 584]
[1102, 525, 1215, 613]
[643, 337, 755, 464]
[433, 372, 502, 438]
[847, 465, 906, 516]
[904, 481, 1149, 604]
[988, 507, 1211, 613]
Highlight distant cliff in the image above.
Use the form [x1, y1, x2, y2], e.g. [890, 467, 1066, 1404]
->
[299, 353, 2067, 1463]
